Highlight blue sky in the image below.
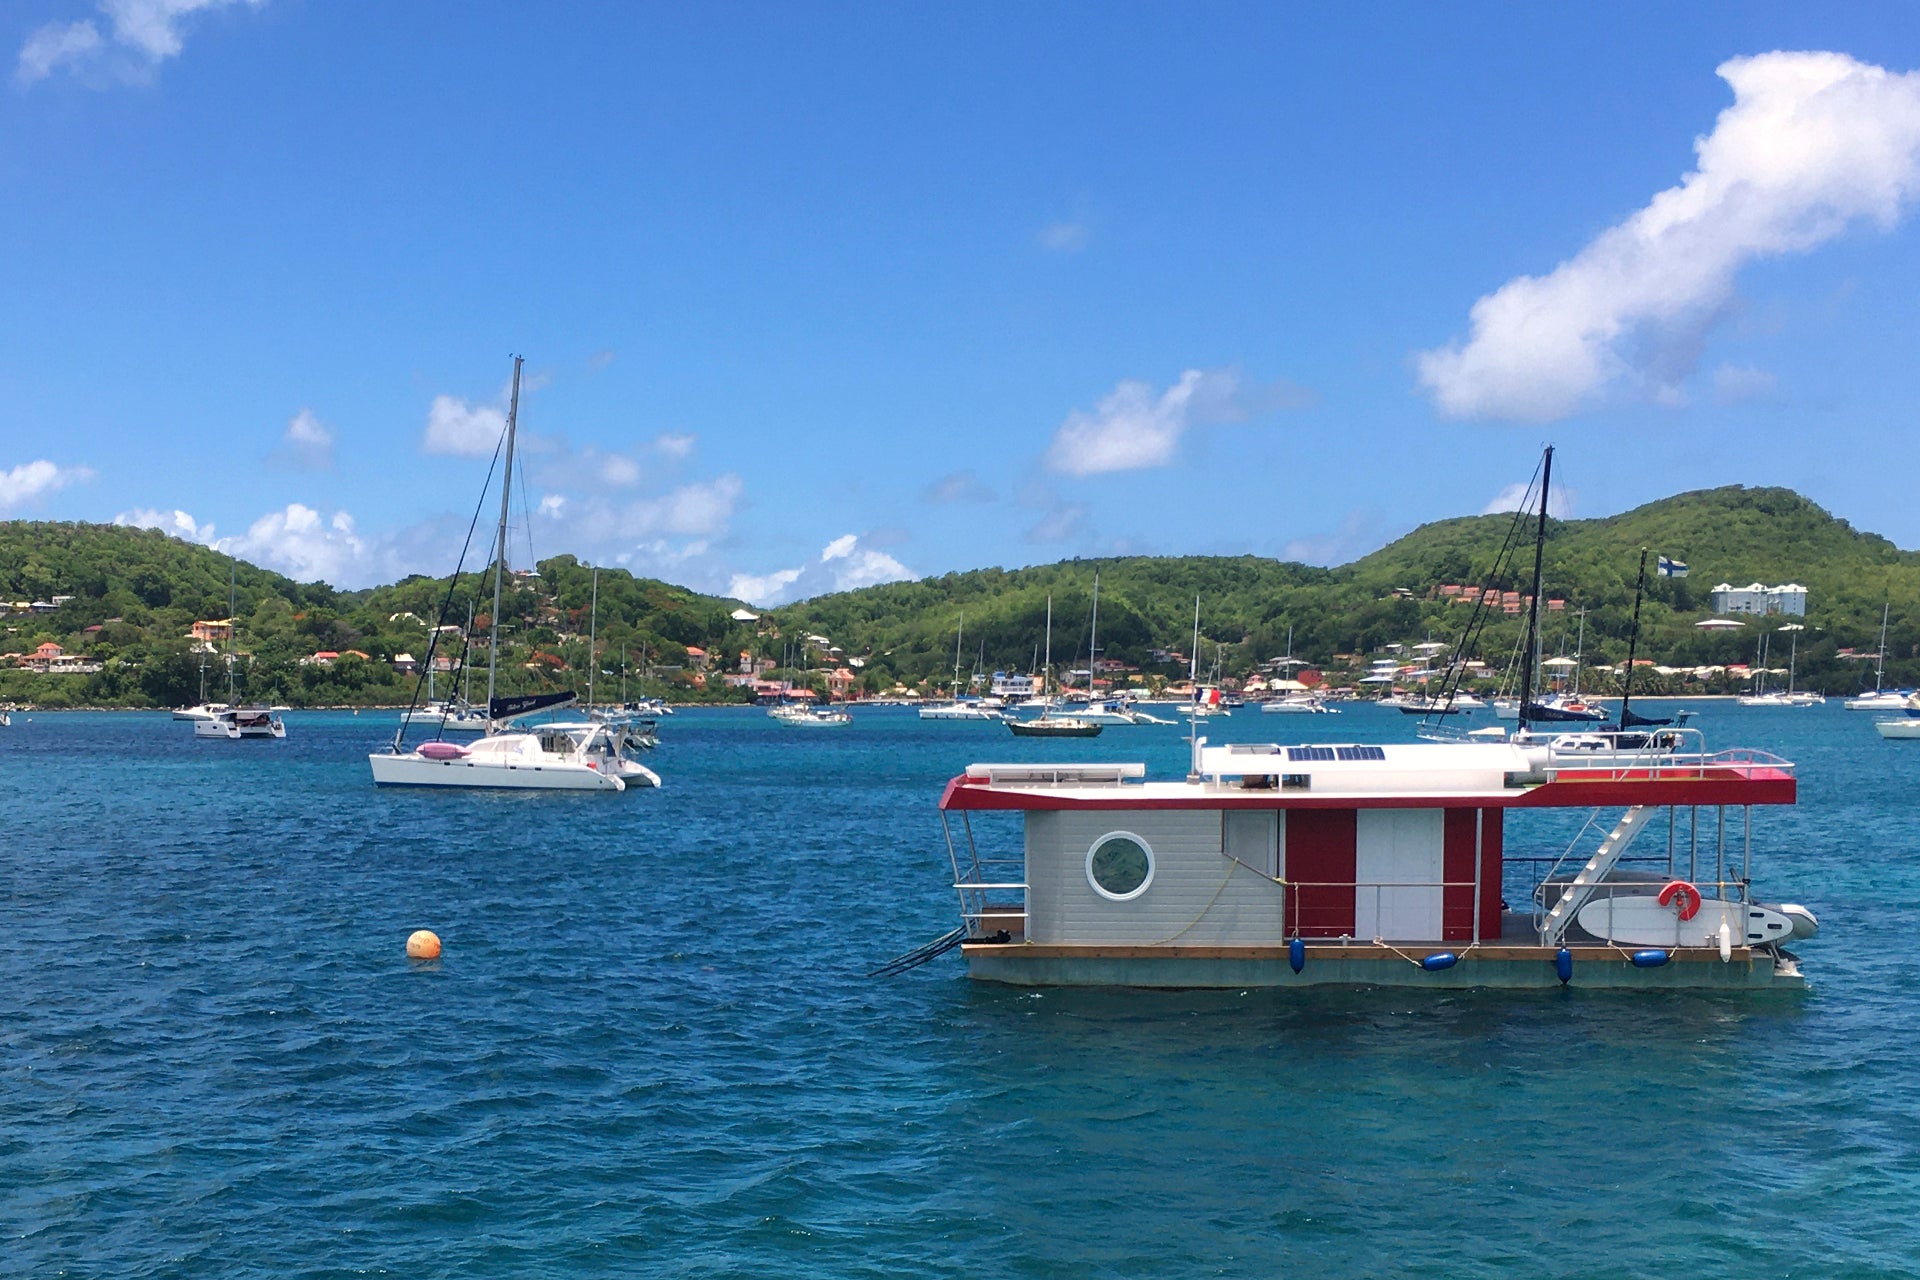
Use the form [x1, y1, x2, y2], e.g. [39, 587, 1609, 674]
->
[6, 2, 1920, 600]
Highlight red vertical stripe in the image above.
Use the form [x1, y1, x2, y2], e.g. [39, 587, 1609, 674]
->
[1441, 807, 1506, 941]
[1285, 808, 1356, 938]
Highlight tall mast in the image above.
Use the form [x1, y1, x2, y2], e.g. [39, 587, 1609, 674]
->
[1042, 595, 1053, 717]
[226, 559, 237, 703]
[953, 613, 964, 698]
[1572, 608, 1587, 696]
[1516, 446, 1552, 730]
[587, 563, 598, 711]
[486, 355, 523, 709]
[1619, 548, 1647, 728]
[1089, 572, 1100, 697]
[1876, 603, 1890, 693]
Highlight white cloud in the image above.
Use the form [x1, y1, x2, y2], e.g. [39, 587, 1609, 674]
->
[16, 0, 266, 87]
[1482, 483, 1576, 519]
[0, 459, 94, 510]
[653, 431, 696, 459]
[538, 493, 567, 518]
[1418, 52, 1920, 422]
[1278, 509, 1394, 567]
[278, 408, 334, 469]
[728, 567, 802, 605]
[114, 506, 216, 542]
[222, 502, 369, 585]
[422, 393, 507, 458]
[1024, 503, 1088, 544]
[1039, 221, 1088, 252]
[1044, 368, 1245, 475]
[727, 533, 914, 606]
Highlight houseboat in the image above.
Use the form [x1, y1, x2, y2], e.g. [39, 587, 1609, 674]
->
[936, 732, 1814, 989]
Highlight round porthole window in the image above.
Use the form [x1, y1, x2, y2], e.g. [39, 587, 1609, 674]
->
[1086, 831, 1154, 901]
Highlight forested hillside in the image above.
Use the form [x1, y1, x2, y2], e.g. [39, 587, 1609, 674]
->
[4, 485, 1918, 707]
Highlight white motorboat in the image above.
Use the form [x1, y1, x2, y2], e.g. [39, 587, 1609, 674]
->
[172, 702, 230, 722]
[919, 701, 1004, 721]
[194, 706, 286, 739]
[1261, 695, 1335, 714]
[1875, 717, 1920, 739]
[770, 703, 852, 727]
[402, 699, 490, 732]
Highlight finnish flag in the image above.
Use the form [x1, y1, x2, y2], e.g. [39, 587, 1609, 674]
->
[1657, 555, 1688, 578]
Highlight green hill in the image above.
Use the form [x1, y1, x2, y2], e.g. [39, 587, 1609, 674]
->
[3, 485, 1917, 707]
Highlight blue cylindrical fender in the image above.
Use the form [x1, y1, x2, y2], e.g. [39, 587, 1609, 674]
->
[1421, 952, 1457, 971]
[1631, 949, 1671, 968]
[1289, 937, 1305, 974]
[1555, 947, 1573, 984]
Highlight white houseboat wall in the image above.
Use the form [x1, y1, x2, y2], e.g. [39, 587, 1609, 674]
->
[938, 732, 1810, 990]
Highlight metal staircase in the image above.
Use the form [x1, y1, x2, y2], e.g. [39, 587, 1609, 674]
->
[1541, 806, 1655, 944]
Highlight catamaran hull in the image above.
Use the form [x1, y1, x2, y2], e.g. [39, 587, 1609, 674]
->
[368, 753, 625, 791]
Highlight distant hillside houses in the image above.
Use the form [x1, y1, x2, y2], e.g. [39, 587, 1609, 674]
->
[1711, 582, 1808, 617]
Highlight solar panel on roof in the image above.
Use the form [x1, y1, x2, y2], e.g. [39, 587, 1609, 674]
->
[1287, 746, 1337, 762]
[1336, 745, 1387, 761]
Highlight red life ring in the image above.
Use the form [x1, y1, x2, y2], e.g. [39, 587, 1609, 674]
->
[1657, 879, 1703, 921]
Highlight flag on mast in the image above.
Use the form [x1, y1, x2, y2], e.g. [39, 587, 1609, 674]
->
[1657, 555, 1688, 578]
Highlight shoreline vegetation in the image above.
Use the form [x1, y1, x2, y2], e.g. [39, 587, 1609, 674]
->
[4, 482, 1918, 710]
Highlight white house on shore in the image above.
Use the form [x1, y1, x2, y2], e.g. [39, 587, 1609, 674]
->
[1711, 582, 1808, 617]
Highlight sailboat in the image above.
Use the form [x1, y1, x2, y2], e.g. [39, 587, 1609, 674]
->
[1063, 573, 1172, 725]
[402, 601, 489, 732]
[370, 357, 659, 790]
[193, 561, 285, 739]
[1846, 605, 1905, 709]
[1739, 624, 1821, 707]
[921, 612, 1002, 720]
[1008, 595, 1101, 737]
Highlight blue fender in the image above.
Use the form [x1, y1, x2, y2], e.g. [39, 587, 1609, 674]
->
[1555, 947, 1573, 984]
[1289, 937, 1305, 974]
[1631, 949, 1671, 968]
[1420, 952, 1457, 971]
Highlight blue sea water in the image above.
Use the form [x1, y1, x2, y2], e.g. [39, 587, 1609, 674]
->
[3, 702, 1918, 1278]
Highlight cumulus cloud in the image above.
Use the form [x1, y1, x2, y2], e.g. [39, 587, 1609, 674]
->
[922, 469, 995, 504]
[1044, 368, 1248, 475]
[0, 459, 95, 510]
[223, 503, 369, 585]
[726, 533, 915, 606]
[1418, 51, 1920, 422]
[276, 408, 334, 469]
[115, 506, 216, 542]
[16, 0, 266, 87]
[422, 393, 507, 458]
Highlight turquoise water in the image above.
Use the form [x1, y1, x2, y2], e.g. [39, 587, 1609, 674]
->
[3, 704, 1917, 1277]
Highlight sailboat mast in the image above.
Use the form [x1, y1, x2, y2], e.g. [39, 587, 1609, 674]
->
[1043, 595, 1053, 717]
[1089, 572, 1100, 698]
[953, 613, 964, 698]
[487, 355, 523, 709]
[226, 560, 237, 703]
[1876, 603, 1890, 693]
[1516, 447, 1552, 730]
[1619, 549, 1647, 728]
[587, 564, 598, 711]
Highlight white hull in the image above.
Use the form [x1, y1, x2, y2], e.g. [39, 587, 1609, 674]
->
[919, 704, 1003, 721]
[193, 709, 285, 739]
[1875, 719, 1920, 739]
[173, 703, 229, 722]
[369, 752, 624, 790]
[1261, 699, 1334, 714]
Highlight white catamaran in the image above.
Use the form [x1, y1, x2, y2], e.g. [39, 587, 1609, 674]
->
[369, 356, 659, 791]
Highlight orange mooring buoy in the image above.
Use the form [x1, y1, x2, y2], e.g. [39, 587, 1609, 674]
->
[406, 929, 442, 960]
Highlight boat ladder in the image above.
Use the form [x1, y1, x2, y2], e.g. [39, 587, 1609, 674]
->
[1540, 805, 1655, 944]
